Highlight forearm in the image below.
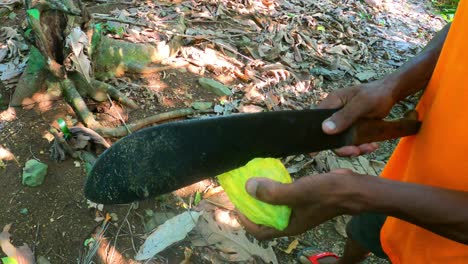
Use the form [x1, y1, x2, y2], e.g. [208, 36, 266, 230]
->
[382, 23, 451, 103]
[340, 174, 468, 244]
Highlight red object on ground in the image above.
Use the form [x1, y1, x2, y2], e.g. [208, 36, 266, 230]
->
[307, 252, 340, 264]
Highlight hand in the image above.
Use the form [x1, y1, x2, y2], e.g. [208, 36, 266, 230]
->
[238, 170, 355, 240]
[318, 80, 396, 156]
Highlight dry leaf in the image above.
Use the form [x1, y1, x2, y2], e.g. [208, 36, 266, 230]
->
[66, 27, 88, 57]
[238, 104, 264, 113]
[192, 212, 278, 263]
[284, 238, 299, 254]
[136, 211, 201, 260]
[0, 59, 27, 81]
[65, 28, 91, 82]
[334, 215, 352, 238]
[326, 155, 382, 176]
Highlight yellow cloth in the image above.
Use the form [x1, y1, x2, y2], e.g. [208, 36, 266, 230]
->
[380, 1, 468, 262]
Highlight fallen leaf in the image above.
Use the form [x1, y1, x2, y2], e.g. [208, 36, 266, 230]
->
[355, 71, 376, 82]
[238, 104, 264, 113]
[334, 215, 352, 238]
[0, 59, 27, 80]
[65, 28, 92, 82]
[136, 211, 201, 260]
[87, 200, 104, 211]
[192, 212, 278, 263]
[180, 247, 192, 264]
[66, 27, 88, 58]
[286, 159, 314, 174]
[284, 238, 299, 254]
[0, 48, 8, 62]
[197, 190, 235, 211]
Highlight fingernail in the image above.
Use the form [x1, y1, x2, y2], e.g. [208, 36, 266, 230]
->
[245, 179, 259, 198]
[371, 142, 379, 148]
[323, 120, 336, 132]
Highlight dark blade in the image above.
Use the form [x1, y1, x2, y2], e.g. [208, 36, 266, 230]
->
[85, 109, 351, 204]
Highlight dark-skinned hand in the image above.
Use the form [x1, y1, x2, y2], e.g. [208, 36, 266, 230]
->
[318, 80, 396, 156]
[237, 169, 357, 240]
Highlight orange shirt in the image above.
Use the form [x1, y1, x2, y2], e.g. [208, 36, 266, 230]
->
[380, 0, 468, 262]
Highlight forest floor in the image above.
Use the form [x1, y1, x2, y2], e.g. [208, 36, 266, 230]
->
[0, 0, 445, 263]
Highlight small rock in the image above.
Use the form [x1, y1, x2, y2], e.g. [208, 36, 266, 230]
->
[191, 101, 213, 110]
[22, 159, 48, 187]
[198, 78, 232, 96]
[19, 208, 29, 215]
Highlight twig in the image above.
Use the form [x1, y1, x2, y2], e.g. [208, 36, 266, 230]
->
[91, 14, 245, 40]
[109, 203, 135, 263]
[32, 222, 40, 255]
[29, 145, 39, 161]
[94, 108, 198, 137]
[91, 14, 210, 39]
[125, 218, 137, 255]
[106, 94, 131, 135]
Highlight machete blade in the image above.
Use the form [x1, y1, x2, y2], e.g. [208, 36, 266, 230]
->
[85, 109, 348, 204]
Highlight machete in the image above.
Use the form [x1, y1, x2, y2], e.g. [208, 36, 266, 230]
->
[85, 108, 421, 204]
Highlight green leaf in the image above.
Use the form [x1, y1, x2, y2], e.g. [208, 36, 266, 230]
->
[26, 9, 40, 20]
[194, 191, 202, 206]
[317, 25, 325, 32]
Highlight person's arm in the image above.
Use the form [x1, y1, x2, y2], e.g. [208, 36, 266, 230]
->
[383, 22, 451, 103]
[344, 172, 468, 244]
[316, 23, 451, 156]
[239, 171, 468, 244]
[319, 23, 451, 135]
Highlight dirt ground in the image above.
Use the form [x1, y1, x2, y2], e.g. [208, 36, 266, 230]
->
[0, 0, 446, 263]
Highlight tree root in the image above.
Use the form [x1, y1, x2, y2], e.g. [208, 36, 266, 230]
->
[91, 79, 138, 109]
[60, 78, 100, 128]
[94, 108, 197, 138]
[68, 72, 138, 109]
[14, 2, 196, 142]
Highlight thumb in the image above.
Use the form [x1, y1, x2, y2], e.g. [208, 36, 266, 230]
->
[245, 178, 296, 205]
[322, 100, 367, 134]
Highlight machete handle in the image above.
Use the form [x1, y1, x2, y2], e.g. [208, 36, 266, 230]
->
[348, 115, 421, 146]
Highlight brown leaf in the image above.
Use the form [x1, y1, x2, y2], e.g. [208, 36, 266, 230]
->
[192, 212, 278, 263]
[284, 238, 299, 254]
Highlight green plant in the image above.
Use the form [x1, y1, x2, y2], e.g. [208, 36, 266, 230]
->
[432, 0, 460, 22]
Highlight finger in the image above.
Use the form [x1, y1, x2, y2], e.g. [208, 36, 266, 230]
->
[330, 168, 354, 174]
[334, 146, 361, 157]
[322, 99, 369, 134]
[237, 213, 283, 240]
[334, 142, 379, 156]
[245, 178, 299, 205]
[316, 92, 344, 109]
[358, 142, 379, 154]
